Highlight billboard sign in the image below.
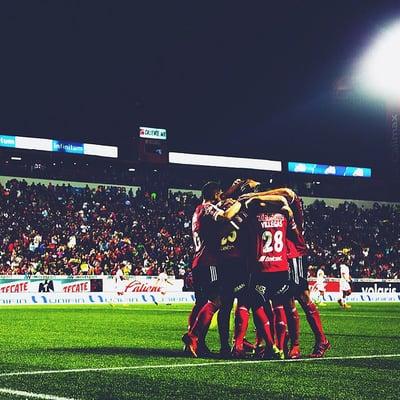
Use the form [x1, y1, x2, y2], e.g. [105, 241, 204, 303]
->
[288, 162, 371, 178]
[0, 134, 118, 158]
[169, 152, 282, 171]
[139, 127, 167, 140]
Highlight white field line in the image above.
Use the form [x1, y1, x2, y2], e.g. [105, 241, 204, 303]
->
[0, 387, 78, 400]
[0, 353, 399, 378]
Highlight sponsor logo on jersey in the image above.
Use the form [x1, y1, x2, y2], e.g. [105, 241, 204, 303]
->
[255, 284, 266, 296]
[234, 283, 246, 293]
[258, 255, 283, 262]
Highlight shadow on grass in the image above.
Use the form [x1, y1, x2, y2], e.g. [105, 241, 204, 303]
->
[46, 346, 231, 360]
[47, 346, 187, 358]
[327, 333, 400, 340]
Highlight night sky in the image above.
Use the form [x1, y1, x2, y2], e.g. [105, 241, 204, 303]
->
[0, 1, 399, 169]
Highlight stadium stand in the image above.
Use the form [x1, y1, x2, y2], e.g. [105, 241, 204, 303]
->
[0, 178, 398, 280]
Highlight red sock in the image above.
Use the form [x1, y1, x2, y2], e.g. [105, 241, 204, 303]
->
[286, 305, 300, 347]
[253, 306, 274, 347]
[255, 328, 263, 346]
[188, 303, 203, 331]
[303, 301, 327, 343]
[190, 301, 219, 340]
[234, 306, 250, 348]
[264, 302, 276, 342]
[274, 305, 287, 350]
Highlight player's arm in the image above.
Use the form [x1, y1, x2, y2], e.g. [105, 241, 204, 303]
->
[221, 179, 244, 200]
[282, 205, 307, 252]
[244, 194, 289, 210]
[216, 199, 242, 221]
[207, 199, 242, 222]
[239, 187, 296, 203]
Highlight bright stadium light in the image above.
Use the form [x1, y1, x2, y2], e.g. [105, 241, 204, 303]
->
[358, 21, 400, 103]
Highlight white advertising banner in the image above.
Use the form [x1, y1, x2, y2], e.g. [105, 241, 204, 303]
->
[0, 276, 183, 295]
[0, 292, 195, 306]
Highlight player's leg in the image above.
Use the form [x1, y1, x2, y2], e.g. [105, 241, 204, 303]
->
[272, 301, 288, 353]
[343, 289, 352, 309]
[231, 288, 251, 358]
[184, 265, 221, 357]
[318, 290, 326, 306]
[187, 296, 207, 330]
[284, 297, 301, 359]
[217, 261, 234, 356]
[187, 269, 207, 330]
[297, 287, 330, 358]
[250, 273, 282, 360]
[218, 294, 234, 356]
[270, 271, 291, 356]
[230, 265, 252, 357]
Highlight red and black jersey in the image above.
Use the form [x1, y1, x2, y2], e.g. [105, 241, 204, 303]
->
[248, 211, 290, 273]
[216, 200, 247, 261]
[287, 195, 307, 258]
[191, 202, 221, 269]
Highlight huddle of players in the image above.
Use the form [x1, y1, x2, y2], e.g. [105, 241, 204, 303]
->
[182, 179, 331, 360]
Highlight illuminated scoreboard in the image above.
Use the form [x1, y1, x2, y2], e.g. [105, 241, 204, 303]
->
[138, 126, 168, 164]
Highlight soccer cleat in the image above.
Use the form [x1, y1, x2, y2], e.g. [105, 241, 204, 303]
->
[318, 302, 327, 307]
[337, 299, 344, 308]
[197, 342, 212, 357]
[264, 344, 285, 360]
[254, 345, 265, 359]
[182, 333, 198, 358]
[288, 345, 301, 359]
[231, 346, 247, 359]
[344, 303, 352, 309]
[219, 346, 232, 359]
[309, 340, 331, 358]
[243, 338, 256, 353]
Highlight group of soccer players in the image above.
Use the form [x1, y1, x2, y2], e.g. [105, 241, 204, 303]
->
[182, 179, 331, 360]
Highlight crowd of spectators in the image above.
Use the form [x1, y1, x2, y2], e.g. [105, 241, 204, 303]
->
[305, 200, 400, 279]
[0, 179, 398, 280]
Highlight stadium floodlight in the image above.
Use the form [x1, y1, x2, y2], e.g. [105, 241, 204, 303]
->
[358, 21, 400, 104]
[10, 156, 21, 161]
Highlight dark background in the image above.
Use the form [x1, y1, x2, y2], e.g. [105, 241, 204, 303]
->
[0, 1, 398, 172]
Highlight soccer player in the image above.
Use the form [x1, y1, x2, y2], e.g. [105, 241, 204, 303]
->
[155, 269, 173, 304]
[244, 194, 296, 360]
[239, 183, 330, 358]
[220, 180, 288, 358]
[109, 264, 128, 307]
[315, 266, 327, 306]
[215, 198, 251, 358]
[338, 261, 352, 309]
[182, 181, 241, 357]
[115, 264, 127, 296]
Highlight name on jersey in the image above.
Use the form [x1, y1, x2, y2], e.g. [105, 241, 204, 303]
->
[257, 214, 284, 228]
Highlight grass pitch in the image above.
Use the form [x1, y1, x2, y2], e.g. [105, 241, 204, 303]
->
[0, 303, 399, 400]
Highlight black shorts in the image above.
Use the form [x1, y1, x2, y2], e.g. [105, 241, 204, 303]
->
[192, 264, 220, 303]
[219, 258, 249, 301]
[250, 271, 290, 307]
[289, 276, 309, 297]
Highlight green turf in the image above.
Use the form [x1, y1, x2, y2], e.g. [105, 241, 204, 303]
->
[0, 303, 399, 399]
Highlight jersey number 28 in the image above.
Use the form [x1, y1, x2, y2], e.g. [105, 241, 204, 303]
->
[262, 230, 283, 253]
